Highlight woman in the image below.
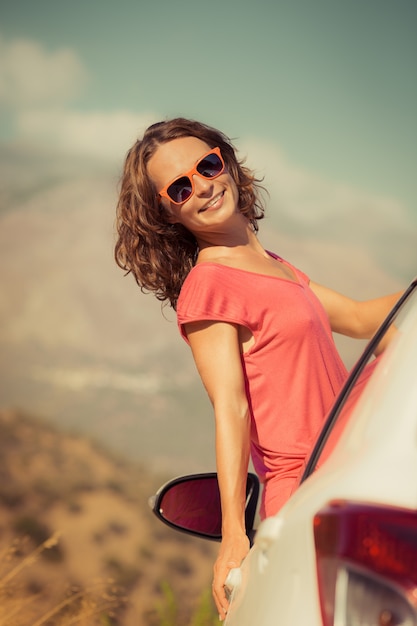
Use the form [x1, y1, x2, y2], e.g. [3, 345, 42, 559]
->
[115, 118, 401, 620]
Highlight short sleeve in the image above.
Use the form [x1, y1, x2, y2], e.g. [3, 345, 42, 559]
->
[177, 264, 250, 343]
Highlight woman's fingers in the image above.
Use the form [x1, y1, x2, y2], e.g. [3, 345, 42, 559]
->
[213, 562, 235, 620]
[212, 536, 249, 620]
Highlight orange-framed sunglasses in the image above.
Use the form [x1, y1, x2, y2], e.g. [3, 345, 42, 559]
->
[157, 147, 225, 205]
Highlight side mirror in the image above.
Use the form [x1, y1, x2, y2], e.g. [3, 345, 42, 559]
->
[149, 472, 260, 544]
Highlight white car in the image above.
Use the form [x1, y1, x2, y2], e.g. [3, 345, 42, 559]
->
[151, 278, 417, 625]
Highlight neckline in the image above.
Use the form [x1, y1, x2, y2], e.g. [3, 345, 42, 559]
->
[194, 252, 302, 286]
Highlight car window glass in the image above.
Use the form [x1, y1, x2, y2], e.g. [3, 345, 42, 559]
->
[309, 284, 417, 475]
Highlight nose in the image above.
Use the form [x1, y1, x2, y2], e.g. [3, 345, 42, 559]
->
[193, 173, 212, 196]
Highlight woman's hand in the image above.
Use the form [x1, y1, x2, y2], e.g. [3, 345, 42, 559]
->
[213, 532, 250, 621]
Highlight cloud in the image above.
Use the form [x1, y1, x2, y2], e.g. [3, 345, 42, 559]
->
[240, 137, 417, 283]
[0, 34, 87, 107]
[0, 33, 415, 287]
[0, 33, 157, 161]
[16, 108, 159, 161]
[242, 136, 414, 230]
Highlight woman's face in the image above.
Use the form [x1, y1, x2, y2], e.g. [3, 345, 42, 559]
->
[147, 137, 240, 238]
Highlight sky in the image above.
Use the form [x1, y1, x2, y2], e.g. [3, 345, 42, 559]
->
[0, 0, 416, 471]
[1, 0, 416, 216]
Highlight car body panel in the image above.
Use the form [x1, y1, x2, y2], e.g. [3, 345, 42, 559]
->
[225, 284, 417, 625]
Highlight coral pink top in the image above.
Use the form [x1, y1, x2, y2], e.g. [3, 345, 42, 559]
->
[177, 254, 348, 518]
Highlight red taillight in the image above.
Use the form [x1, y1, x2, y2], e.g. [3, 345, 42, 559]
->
[314, 501, 417, 626]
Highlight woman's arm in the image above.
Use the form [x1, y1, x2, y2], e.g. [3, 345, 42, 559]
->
[310, 282, 403, 339]
[184, 319, 251, 621]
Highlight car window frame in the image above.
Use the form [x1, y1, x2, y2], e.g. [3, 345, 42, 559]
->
[300, 279, 417, 483]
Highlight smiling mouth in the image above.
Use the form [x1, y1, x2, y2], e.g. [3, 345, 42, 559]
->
[198, 191, 224, 213]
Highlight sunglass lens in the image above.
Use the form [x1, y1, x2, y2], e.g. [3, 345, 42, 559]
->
[167, 176, 192, 204]
[197, 153, 223, 178]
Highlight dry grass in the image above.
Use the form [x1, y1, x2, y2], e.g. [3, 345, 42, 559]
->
[0, 533, 125, 626]
[0, 409, 219, 625]
[0, 533, 219, 626]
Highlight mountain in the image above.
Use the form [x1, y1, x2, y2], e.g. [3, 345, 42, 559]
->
[0, 143, 414, 475]
[0, 145, 215, 474]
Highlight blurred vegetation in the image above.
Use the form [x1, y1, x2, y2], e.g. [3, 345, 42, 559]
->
[154, 581, 218, 626]
[0, 408, 218, 625]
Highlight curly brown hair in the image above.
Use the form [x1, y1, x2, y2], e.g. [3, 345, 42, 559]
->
[114, 118, 265, 309]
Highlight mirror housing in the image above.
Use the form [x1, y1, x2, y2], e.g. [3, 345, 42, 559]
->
[150, 472, 260, 543]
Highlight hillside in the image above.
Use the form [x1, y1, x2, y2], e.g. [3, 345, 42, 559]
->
[0, 144, 216, 475]
[0, 142, 414, 478]
[0, 408, 218, 626]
